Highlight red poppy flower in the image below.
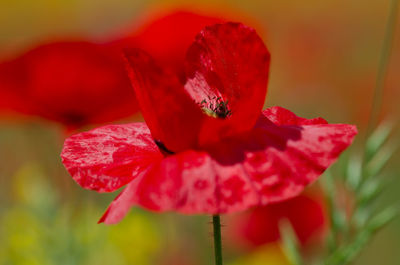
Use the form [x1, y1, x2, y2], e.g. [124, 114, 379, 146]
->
[61, 22, 357, 224]
[227, 192, 327, 249]
[0, 41, 137, 128]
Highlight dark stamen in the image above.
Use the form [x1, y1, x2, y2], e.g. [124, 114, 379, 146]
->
[155, 140, 175, 156]
[199, 96, 232, 119]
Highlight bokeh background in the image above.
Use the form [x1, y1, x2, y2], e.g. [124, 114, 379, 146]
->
[0, 0, 399, 264]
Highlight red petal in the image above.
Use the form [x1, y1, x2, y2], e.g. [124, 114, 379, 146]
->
[259, 106, 328, 126]
[98, 173, 145, 224]
[241, 107, 357, 204]
[124, 49, 204, 152]
[185, 23, 270, 145]
[61, 123, 162, 192]
[205, 107, 356, 207]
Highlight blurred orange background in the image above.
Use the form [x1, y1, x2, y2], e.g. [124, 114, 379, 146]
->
[0, 0, 399, 264]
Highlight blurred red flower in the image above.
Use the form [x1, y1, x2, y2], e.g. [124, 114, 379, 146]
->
[61, 22, 357, 224]
[0, 41, 137, 128]
[114, 10, 225, 79]
[0, 10, 229, 128]
[227, 192, 327, 249]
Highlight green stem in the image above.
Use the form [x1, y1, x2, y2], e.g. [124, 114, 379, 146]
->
[366, 0, 399, 136]
[359, 0, 399, 192]
[212, 215, 223, 265]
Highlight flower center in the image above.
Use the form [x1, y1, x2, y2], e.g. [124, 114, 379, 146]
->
[199, 96, 232, 119]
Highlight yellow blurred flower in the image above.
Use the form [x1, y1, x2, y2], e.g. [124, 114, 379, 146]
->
[107, 211, 162, 265]
[229, 243, 292, 265]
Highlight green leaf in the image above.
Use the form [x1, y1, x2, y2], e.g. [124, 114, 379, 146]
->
[279, 219, 303, 265]
[345, 154, 362, 190]
[332, 209, 348, 234]
[365, 120, 394, 162]
[365, 142, 398, 177]
[352, 207, 371, 229]
[324, 206, 398, 265]
[352, 178, 385, 229]
[356, 179, 384, 207]
[366, 206, 398, 231]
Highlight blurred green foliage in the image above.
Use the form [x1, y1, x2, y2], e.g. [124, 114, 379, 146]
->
[0, 164, 162, 265]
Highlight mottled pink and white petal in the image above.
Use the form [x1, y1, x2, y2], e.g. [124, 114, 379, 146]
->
[103, 150, 255, 214]
[212, 162, 260, 213]
[61, 122, 162, 192]
[127, 151, 259, 214]
[134, 151, 219, 213]
[242, 108, 357, 204]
